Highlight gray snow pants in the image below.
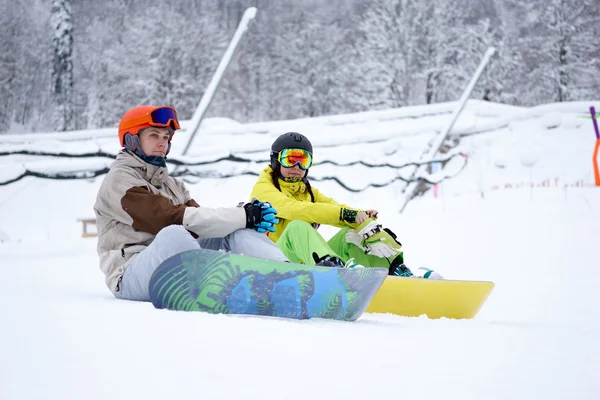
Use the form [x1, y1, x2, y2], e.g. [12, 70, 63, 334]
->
[115, 225, 288, 302]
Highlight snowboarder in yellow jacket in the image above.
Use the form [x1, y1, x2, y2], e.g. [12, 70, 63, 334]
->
[250, 132, 442, 278]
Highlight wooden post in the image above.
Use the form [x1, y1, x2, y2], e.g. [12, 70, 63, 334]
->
[77, 218, 98, 238]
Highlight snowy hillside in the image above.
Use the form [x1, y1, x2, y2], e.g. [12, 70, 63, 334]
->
[1, 100, 599, 400]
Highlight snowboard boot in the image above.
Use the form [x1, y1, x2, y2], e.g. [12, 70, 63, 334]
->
[389, 262, 414, 277]
[313, 253, 365, 269]
[313, 252, 344, 268]
[389, 254, 413, 277]
[389, 253, 444, 279]
[389, 255, 443, 279]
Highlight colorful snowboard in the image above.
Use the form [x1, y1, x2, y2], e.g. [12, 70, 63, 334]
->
[365, 276, 494, 319]
[149, 249, 388, 321]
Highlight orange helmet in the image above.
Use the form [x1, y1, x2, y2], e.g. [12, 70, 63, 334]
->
[118, 105, 181, 147]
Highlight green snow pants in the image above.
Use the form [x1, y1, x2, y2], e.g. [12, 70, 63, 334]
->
[275, 220, 403, 268]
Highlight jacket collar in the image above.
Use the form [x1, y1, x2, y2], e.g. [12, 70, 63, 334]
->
[259, 166, 306, 195]
[117, 150, 169, 186]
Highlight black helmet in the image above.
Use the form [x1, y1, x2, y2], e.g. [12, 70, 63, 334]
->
[271, 132, 313, 154]
[270, 132, 313, 176]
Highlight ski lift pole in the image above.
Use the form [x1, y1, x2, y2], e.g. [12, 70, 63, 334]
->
[181, 7, 258, 156]
[398, 47, 497, 213]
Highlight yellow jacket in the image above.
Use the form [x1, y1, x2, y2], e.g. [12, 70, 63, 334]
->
[250, 166, 361, 242]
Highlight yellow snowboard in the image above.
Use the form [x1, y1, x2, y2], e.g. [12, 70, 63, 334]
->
[365, 276, 494, 319]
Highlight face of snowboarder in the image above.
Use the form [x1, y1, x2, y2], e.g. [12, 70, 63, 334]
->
[279, 163, 305, 179]
[138, 127, 172, 158]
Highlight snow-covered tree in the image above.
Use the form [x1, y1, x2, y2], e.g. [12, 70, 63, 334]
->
[268, 6, 353, 118]
[2, 0, 599, 132]
[508, 0, 600, 103]
[51, 0, 74, 131]
[217, 0, 356, 122]
[0, 0, 50, 133]
[347, 0, 500, 107]
[348, 0, 420, 109]
[0, 4, 18, 128]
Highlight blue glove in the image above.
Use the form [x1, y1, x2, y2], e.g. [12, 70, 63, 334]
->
[243, 199, 279, 233]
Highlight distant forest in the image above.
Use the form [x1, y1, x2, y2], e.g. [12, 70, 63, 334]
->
[1, 0, 599, 133]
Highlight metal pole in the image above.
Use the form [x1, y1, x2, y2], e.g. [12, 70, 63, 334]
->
[181, 7, 258, 156]
[398, 47, 496, 213]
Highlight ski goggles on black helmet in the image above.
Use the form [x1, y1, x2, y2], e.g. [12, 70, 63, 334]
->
[278, 148, 313, 170]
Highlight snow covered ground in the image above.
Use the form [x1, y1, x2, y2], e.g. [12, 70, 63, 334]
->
[1, 100, 599, 399]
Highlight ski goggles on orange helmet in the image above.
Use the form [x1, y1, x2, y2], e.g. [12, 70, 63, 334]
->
[278, 148, 313, 170]
[120, 106, 181, 133]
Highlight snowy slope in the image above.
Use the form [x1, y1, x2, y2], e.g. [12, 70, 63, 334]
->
[1, 100, 599, 400]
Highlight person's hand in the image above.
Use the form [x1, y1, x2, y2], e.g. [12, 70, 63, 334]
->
[355, 211, 369, 224]
[340, 208, 378, 224]
[366, 209, 378, 219]
[243, 199, 279, 233]
[356, 218, 402, 259]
